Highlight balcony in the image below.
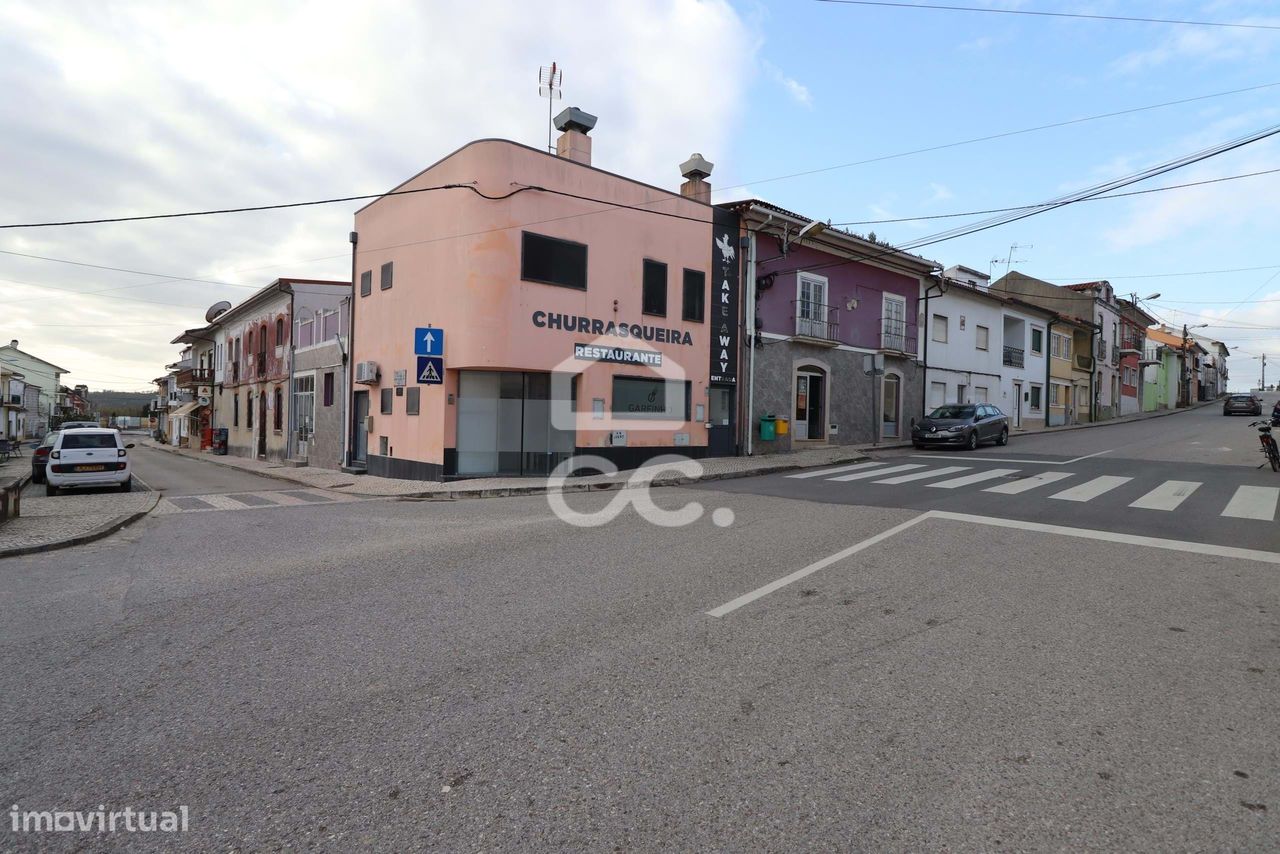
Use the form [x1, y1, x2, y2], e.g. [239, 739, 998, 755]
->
[791, 300, 840, 345]
[176, 367, 214, 387]
[1002, 345, 1025, 368]
[1075, 354, 1094, 371]
[880, 317, 914, 354]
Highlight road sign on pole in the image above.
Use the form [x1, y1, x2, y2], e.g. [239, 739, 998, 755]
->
[414, 328, 444, 357]
[416, 356, 444, 385]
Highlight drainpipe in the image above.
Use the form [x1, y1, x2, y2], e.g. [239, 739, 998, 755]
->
[1045, 317, 1056, 427]
[343, 230, 358, 468]
[921, 275, 947, 417]
[744, 225, 758, 456]
[1090, 322, 1101, 422]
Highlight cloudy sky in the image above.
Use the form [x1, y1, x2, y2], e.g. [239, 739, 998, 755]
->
[3, 0, 1279, 391]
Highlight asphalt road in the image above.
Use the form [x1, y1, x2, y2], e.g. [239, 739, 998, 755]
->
[2, 407, 1277, 851]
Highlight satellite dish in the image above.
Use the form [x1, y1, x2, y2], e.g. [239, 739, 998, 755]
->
[205, 301, 232, 323]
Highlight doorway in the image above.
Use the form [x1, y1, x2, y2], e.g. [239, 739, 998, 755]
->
[882, 373, 901, 439]
[1012, 381, 1023, 428]
[352, 390, 369, 464]
[257, 392, 267, 457]
[708, 385, 735, 457]
[455, 371, 575, 476]
[794, 369, 825, 441]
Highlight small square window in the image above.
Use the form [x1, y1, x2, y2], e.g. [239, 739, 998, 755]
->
[360, 270, 372, 297]
[642, 259, 668, 316]
[932, 314, 948, 343]
[380, 262, 393, 291]
[380, 388, 393, 414]
[682, 269, 705, 322]
[406, 387, 420, 416]
[975, 325, 989, 351]
[1031, 327, 1044, 356]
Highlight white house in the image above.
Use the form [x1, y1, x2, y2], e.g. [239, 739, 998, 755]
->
[0, 339, 67, 437]
[923, 267, 1056, 430]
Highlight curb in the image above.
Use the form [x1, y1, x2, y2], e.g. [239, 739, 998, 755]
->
[0, 493, 161, 559]
[142, 440, 325, 490]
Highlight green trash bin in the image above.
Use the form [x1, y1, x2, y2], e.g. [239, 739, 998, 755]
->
[759, 415, 777, 441]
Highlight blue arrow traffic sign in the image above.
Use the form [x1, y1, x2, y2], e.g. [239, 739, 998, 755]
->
[416, 356, 444, 385]
[414, 327, 444, 356]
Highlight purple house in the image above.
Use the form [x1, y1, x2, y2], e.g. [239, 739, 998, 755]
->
[722, 200, 939, 451]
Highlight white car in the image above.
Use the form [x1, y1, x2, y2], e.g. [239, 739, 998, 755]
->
[45, 428, 135, 496]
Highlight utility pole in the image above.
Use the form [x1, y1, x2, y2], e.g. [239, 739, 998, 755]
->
[1182, 323, 1189, 408]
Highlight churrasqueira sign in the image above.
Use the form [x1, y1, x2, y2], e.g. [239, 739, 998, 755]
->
[573, 344, 663, 366]
[532, 311, 694, 346]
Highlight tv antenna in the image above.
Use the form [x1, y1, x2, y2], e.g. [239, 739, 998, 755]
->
[1001, 242, 1032, 277]
[538, 63, 563, 154]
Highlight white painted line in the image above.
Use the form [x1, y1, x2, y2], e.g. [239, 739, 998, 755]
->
[873, 465, 970, 485]
[1221, 485, 1280, 521]
[200, 494, 258, 511]
[705, 513, 932, 618]
[786, 462, 885, 479]
[928, 468, 1020, 489]
[1128, 480, 1201, 512]
[254, 491, 310, 506]
[828, 463, 925, 482]
[1050, 475, 1133, 502]
[911, 449, 1113, 466]
[983, 471, 1074, 495]
[927, 510, 1280, 566]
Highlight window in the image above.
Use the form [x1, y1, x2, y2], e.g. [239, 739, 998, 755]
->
[957, 384, 967, 403]
[932, 314, 948, 343]
[1031, 327, 1044, 356]
[974, 386, 989, 403]
[611, 376, 689, 420]
[275, 317, 285, 347]
[642, 259, 668, 316]
[1051, 331, 1071, 360]
[246, 330, 253, 358]
[380, 388, 393, 414]
[246, 392, 254, 429]
[975, 325, 989, 351]
[297, 316, 314, 348]
[682, 269, 705, 322]
[360, 270, 372, 297]
[380, 261, 393, 291]
[882, 293, 907, 351]
[406, 386, 420, 416]
[233, 393, 239, 427]
[273, 386, 283, 430]
[323, 371, 335, 407]
[321, 310, 339, 341]
[929, 381, 946, 407]
[1029, 384, 1043, 411]
[521, 231, 587, 290]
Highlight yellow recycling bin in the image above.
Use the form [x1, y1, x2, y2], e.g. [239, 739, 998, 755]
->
[775, 417, 790, 436]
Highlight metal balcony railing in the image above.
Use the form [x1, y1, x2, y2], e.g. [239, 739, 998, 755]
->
[1002, 345, 1025, 368]
[881, 317, 911, 353]
[1075, 354, 1094, 371]
[792, 300, 839, 341]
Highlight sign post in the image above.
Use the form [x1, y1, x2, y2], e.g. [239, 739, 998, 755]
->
[414, 327, 445, 385]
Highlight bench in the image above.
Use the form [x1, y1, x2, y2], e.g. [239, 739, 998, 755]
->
[0, 477, 22, 522]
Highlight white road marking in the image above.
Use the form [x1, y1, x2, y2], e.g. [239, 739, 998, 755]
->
[705, 513, 932, 617]
[927, 468, 1020, 489]
[872, 465, 970, 485]
[1129, 480, 1201, 512]
[1050, 475, 1133, 502]
[707, 509, 1280, 617]
[251, 491, 311, 506]
[787, 462, 885, 479]
[200, 494, 259, 510]
[828, 463, 926, 482]
[983, 471, 1074, 495]
[911, 449, 1112, 466]
[1221, 486, 1280, 521]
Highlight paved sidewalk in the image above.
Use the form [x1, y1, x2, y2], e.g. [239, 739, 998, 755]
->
[141, 439, 872, 498]
[0, 492, 160, 558]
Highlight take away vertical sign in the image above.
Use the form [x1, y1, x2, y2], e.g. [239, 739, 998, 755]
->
[709, 207, 740, 385]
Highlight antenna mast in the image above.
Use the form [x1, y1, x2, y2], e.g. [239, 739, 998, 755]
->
[538, 63, 563, 154]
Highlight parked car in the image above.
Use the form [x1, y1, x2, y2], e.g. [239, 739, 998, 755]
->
[30, 432, 56, 483]
[44, 428, 134, 496]
[1223, 394, 1262, 416]
[58, 420, 101, 430]
[912, 403, 1009, 450]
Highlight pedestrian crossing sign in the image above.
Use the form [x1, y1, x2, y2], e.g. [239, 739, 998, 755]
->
[417, 356, 443, 385]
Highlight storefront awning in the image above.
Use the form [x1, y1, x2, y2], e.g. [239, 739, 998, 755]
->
[168, 401, 200, 418]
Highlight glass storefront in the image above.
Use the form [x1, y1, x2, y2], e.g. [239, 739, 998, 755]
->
[456, 371, 575, 476]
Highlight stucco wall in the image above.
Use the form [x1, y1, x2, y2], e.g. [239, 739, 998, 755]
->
[292, 341, 346, 470]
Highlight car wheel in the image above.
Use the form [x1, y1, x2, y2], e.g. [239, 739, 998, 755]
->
[965, 430, 979, 451]
[996, 427, 1009, 446]
[45, 483, 58, 497]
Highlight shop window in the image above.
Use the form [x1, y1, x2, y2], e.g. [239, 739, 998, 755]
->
[380, 261, 393, 290]
[406, 387, 420, 416]
[642, 259, 668, 316]
[682, 269, 705, 322]
[360, 270, 372, 297]
[380, 388, 393, 414]
[521, 231, 587, 290]
[611, 376, 689, 420]
[323, 371, 335, 407]
[274, 386, 283, 430]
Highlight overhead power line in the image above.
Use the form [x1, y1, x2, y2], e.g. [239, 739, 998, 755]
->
[814, 0, 1280, 31]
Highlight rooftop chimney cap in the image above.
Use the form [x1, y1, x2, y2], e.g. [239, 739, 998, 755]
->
[8, 339, 16, 349]
[680, 153, 714, 180]
[553, 107, 597, 135]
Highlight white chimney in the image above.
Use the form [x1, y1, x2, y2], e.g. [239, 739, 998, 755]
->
[554, 107, 597, 166]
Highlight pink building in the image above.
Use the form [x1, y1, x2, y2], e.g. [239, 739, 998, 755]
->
[349, 111, 736, 479]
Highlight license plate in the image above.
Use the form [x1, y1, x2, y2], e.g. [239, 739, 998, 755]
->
[74, 464, 106, 472]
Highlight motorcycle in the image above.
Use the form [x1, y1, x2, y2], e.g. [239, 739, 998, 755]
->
[1249, 419, 1280, 472]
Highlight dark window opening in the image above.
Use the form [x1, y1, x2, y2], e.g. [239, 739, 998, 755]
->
[246, 393, 254, 429]
[610, 376, 690, 420]
[360, 270, 372, 297]
[323, 371, 335, 407]
[380, 262, 393, 290]
[521, 231, 587, 290]
[406, 387, 420, 416]
[682, 269, 705, 322]
[273, 387, 283, 431]
[233, 394, 239, 426]
[380, 388, 393, 414]
[275, 317, 285, 346]
[642, 259, 667, 316]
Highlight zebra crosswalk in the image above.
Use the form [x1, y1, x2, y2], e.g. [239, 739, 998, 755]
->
[785, 461, 1280, 522]
[153, 488, 362, 515]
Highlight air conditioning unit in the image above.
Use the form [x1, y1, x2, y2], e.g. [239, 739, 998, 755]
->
[354, 361, 380, 384]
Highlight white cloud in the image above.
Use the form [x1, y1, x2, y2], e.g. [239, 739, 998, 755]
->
[0, 0, 758, 389]
[926, 183, 954, 204]
[1112, 14, 1280, 74]
[763, 61, 813, 108]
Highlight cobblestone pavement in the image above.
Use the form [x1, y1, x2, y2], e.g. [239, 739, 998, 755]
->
[0, 492, 158, 556]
